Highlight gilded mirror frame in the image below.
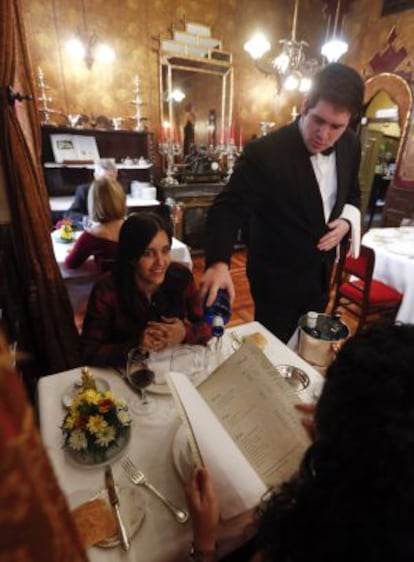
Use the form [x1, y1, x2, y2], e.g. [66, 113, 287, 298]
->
[364, 72, 413, 187]
[159, 52, 234, 148]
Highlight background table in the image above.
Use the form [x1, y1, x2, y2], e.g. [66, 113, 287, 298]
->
[362, 227, 414, 324]
[37, 322, 323, 562]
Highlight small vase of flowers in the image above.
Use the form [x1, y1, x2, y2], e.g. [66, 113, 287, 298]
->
[61, 386, 131, 466]
[56, 219, 74, 242]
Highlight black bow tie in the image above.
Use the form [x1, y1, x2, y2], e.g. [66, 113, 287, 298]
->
[320, 146, 335, 156]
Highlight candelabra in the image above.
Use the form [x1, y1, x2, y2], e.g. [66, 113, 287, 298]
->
[130, 74, 147, 131]
[159, 139, 181, 186]
[213, 140, 241, 180]
[36, 67, 57, 125]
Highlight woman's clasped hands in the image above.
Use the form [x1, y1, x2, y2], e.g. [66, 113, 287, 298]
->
[141, 316, 186, 352]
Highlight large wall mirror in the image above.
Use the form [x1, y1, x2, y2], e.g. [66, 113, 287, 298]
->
[159, 22, 233, 157]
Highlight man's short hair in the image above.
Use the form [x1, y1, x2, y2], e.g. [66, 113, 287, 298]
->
[306, 63, 365, 116]
[94, 159, 118, 179]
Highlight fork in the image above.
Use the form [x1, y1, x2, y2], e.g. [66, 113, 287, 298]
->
[121, 457, 189, 523]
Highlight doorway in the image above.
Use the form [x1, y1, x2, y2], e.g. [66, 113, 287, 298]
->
[359, 90, 401, 229]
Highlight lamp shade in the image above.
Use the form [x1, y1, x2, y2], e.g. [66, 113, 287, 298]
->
[321, 39, 348, 63]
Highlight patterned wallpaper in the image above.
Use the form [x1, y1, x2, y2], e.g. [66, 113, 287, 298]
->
[22, 0, 329, 142]
[21, 0, 414, 139]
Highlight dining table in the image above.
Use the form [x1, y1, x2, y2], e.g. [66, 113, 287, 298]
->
[51, 230, 193, 318]
[361, 226, 414, 324]
[37, 321, 324, 562]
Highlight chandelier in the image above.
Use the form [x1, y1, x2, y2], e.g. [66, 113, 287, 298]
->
[244, 0, 321, 93]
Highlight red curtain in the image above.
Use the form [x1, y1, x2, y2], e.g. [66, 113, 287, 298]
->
[0, 0, 81, 376]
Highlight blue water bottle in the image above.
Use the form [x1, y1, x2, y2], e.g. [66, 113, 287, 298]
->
[204, 289, 231, 337]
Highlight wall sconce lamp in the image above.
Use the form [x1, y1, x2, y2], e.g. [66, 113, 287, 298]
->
[65, 33, 115, 69]
[65, 0, 115, 70]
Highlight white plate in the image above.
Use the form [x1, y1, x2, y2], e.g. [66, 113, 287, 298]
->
[62, 377, 110, 409]
[68, 486, 145, 549]
[171, 426, 256, 534]
[172, 425, 194, 483]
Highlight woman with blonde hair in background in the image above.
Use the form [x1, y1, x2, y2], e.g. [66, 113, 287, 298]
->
[64, 177, 126, 270]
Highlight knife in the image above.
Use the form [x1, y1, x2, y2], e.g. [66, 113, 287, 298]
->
[104, 465, 130, 551]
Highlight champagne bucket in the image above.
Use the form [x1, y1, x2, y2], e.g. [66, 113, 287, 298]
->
[297, 313, 349, 371]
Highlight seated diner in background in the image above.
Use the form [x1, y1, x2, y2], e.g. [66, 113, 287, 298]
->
[81, 212, 210, 368]
[64, 176, 126, 270]
[185, 323, 414, 562]
[63, 158, 118, 229]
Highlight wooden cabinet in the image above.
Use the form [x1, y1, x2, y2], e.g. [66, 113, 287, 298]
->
[41, 125, 155, 197]
[162, 182, 245, 253]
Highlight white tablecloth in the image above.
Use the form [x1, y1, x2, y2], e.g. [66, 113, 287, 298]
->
[37, 322, 323, 562]
[52, 232, 193, 316]
[50, 195, 160, 212]
[362, 227, 414, 324]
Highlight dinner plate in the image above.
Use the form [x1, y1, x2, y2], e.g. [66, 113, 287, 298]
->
[172, 424, 194, 483]
[68, 486, 145, 549]
[61, 376, 111, 409]
[387, 242, 414, 258]
[171, 425, 257, 534]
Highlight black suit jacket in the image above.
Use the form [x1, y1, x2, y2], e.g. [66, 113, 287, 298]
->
[205, 120, 360, 280]
[63, 183, 90, 227]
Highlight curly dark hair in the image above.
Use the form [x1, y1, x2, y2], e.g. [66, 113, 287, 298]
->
[257, 324, 414, 562]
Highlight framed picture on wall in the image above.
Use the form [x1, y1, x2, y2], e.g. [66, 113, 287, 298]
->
[382, 0, 414, 16]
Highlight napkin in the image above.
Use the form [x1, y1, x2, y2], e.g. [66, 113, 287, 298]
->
[339, 204, 361, 259]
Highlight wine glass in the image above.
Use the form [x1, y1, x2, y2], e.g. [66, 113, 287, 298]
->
[126, 347, 157, 416]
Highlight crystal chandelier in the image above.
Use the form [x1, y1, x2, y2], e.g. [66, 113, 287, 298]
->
[244, 0, 321, 93]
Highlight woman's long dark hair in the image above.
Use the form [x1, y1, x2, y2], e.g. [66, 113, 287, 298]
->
[257, 324, 414, 562]
[114, 212, 172, 314]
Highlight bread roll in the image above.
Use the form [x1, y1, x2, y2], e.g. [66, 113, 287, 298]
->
[243, 332, 267, 349]
[72, 497, 117, 547]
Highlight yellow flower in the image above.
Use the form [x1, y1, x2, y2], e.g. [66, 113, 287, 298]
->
[87, 415, 108, 434]
[95, 425, 116, 447]
[64, 415, 76, 430]
[81, 389, 100, 405]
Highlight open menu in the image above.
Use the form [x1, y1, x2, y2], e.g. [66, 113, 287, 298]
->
[167, 341, 310, 520]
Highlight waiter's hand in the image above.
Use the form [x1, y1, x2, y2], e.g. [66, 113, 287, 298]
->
[199, 262, 235, 307]
[317, 218, 350, 252]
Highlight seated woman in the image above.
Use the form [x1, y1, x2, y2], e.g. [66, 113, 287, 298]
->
[64, 177, 126, 270]
[81, 212, 210, 368]
[185, 324, 414, 562]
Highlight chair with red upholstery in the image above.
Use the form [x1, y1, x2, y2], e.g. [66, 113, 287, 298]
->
[331, 244, 403, 333]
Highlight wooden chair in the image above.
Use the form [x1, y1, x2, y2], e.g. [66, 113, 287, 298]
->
[331, 244, 403, 333]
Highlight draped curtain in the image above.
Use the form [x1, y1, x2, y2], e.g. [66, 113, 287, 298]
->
[0, 0, 81, 377]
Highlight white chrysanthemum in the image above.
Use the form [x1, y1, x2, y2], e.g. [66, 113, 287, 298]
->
[117, 409, 131, 425]
[68, 430, 88, 451]
[95, 425, 116, 447]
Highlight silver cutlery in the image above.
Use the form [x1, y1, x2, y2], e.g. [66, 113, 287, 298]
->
[121, 457, 189, 523]
[104, 465, 130, 551]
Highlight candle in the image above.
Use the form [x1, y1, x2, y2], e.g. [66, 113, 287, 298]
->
[239, 126, 243, 149]
[230, 123, 235, 144]
[220, 127, 224, 145]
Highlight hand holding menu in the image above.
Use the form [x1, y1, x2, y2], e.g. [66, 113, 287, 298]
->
[167, 342, 310, 520]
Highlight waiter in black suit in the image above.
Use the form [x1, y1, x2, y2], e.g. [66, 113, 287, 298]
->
[200, 63, 365, 342]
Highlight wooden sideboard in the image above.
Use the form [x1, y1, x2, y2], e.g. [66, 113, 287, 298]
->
[162, 182, 245, 253]
[41, 125, 155, 197]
